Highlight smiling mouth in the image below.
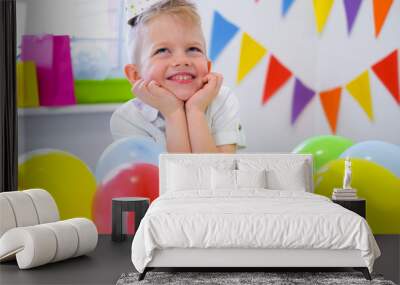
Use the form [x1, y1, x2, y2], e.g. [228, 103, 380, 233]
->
[167, 73, 196, 84]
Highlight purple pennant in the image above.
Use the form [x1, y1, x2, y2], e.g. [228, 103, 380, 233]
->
[344, 0, 362, 34]
[291, 78, 315, 124]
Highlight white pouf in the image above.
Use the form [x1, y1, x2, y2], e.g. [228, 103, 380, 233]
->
[0, 189, 98, 269]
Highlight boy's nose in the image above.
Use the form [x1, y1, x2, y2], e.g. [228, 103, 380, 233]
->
[172, 54, 190, 67]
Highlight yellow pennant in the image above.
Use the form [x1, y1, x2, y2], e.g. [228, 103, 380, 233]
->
[346, 71, 374, 121]
[313, 0, 335, 34]
[237, 32, 267, 84]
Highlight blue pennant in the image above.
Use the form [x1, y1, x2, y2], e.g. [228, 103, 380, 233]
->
[282, 0, 295, 17]
[209, 11, 239, 62]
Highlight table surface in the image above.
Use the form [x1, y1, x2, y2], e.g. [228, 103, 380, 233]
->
[332, 198, 366, 202]
[112, 197, 149, 202]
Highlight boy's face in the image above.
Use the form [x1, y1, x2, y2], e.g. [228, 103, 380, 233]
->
[136, 14, 209, 101]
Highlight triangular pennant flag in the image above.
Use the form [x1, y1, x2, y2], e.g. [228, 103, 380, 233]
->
[320, 87, 342, 133]
[312, 0, 335, 34]
[373, 0, 394, 37]
[282, 0, 295, 17]
[237, 32, 267, 84]
[262, 55, 292, 105]
[346, 71, 374, 121]
[372, 50, 400, 104]
[291, 78, 315, 124]
[209, 11, 239, 62]
[343, 0, 362, 34]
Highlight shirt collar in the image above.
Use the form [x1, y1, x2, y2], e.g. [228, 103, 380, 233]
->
[133, 98, 159, 122]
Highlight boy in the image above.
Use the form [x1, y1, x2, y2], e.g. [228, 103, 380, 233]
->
[111, 0, 246, 153]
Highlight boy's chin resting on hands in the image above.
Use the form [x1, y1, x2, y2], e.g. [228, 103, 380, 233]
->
[132, 79, 185, 118]
[185, 73, 223, 113]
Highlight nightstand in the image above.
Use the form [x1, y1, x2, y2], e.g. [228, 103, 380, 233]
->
[112, 197, 150, 242]
[332, 198, 366, 218]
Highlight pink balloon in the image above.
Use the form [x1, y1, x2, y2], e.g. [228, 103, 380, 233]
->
[92, 163, 159, 234]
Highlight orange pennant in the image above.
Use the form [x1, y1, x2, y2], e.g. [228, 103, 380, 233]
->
[372, 50, 400, 104]
[320, 87, 341, 134]
[373, 0, 394, 37]
[262, 55, 292, 105]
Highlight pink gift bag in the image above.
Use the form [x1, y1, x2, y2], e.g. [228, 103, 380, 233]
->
[20, 34, 76, 106]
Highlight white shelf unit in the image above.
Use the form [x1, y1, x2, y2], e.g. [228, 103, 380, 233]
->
[17, 103, 122, 116]
[18, 103, 120, 170]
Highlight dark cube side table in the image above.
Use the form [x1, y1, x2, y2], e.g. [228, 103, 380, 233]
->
[112, 197, 150, 242]
[332, 198, 366, 218]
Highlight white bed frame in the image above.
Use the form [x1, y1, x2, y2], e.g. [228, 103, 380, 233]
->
[140, 153, 370, 280]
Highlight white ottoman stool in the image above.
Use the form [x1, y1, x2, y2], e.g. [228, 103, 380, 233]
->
[0, 189, 98, 269]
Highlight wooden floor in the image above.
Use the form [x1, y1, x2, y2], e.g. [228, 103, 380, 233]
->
[0, 235, 134, 285]
[1, 235, 398, 285]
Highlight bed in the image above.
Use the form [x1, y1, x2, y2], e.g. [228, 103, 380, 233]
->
[131, 153, 381, 281]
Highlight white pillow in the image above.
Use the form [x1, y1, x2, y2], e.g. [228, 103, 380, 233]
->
[236, 169, 268, 189]
[266, 165, 306, 191]
[211, 168, 268, 190]
[167, 162, 211, 191]
[237, 159, 308, 191]
[211, 168, 236, 190]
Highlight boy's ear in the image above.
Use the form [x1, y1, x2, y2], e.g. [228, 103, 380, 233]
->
[124, 64, 141, 83]
[207, 60, 212, 73]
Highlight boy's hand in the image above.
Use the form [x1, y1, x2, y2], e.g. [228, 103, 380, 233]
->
[132, 79, 184, 117]
[185, 73, 223, 113]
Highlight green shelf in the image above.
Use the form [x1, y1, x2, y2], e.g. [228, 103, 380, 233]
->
[74, 79, 134, 104]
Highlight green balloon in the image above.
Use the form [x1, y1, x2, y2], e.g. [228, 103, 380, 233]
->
[292, 135, 354, 171]
[314, 158, 400, 234]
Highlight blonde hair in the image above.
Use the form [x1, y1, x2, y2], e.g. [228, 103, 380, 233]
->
[126, 0, 203, 65]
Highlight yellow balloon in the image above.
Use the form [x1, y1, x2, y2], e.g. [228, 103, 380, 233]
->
[315, 158, 400, 234]
[18, 149, 96, 220]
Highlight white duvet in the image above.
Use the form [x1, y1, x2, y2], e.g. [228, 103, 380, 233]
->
[131, 190, 380, 273]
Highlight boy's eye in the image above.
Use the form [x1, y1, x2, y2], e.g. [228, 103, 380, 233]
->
[154, 48, 168, 55]
[188, 47, 202, 53]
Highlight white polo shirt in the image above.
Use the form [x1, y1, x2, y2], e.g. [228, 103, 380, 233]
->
[110, 86, 246, 149]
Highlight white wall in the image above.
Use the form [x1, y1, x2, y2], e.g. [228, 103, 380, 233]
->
[17, 0, 114, 38]
[17, 0, 400, 170]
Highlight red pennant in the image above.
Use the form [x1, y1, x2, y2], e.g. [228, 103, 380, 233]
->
[262, 55, 292, 105]
[372, 50, 400, 104]
[320, 87, 342, 134]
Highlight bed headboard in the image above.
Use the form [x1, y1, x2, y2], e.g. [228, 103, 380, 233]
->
[159, 153, 314, 195]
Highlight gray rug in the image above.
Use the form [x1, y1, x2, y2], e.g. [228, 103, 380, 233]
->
[116, 271, 396, 285]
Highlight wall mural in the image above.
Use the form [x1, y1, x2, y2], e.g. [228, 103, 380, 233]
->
[17, 0, 400, 234]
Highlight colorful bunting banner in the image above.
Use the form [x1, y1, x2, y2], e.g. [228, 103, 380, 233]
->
[291, 79, 315, 124]
[278, 0, 394, 37]
[209, 9, 398, 132]
[282, 0, 295, 17]
[262, 55, 292, 105]
[346, 71, 374, 121]
[373, 0, 394, 37]
[236, 32, 267, 84]
[372, 50, 399, 104]
[343, 0, 362, 34]
[320, 87, 342, 133]
[209, 11, 239, 62]
[312, 0, 335, 34]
